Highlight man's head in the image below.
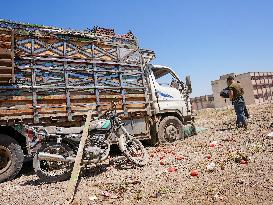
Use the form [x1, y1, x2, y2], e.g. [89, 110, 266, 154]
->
[226, 76, 234, 86]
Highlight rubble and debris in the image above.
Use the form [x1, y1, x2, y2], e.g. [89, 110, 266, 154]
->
[88, 196, 98, 201]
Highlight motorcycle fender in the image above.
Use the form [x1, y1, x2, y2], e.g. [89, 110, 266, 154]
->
[118, 134, 126, 152]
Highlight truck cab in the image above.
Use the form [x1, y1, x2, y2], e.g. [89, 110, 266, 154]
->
[149, 65, 192, 116]
[145, 64, 194, 144]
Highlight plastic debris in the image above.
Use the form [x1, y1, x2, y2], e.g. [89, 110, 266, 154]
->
[267, 132, 273, 139]
[101, 191, 111, 197]
[207, 162, 216, 171]
[267, 132, 273, 137]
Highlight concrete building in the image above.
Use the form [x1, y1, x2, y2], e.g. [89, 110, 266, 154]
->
[211, 72, 273, 108]
[191, 94, 215, 110]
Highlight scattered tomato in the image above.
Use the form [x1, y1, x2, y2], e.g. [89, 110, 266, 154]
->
[160, 161, 165, 165]
[190, 169, 198, 177]
[241, 160, 248, 165]
[175, 156, 184, 160]
[167, 167, 177, 172]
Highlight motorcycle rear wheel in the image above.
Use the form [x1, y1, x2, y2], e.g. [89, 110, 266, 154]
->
[33, 142, 74, 182]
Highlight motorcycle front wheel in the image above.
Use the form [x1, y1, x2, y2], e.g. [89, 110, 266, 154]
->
[119, 134, 148, 167]
[33, 142, 75, 182]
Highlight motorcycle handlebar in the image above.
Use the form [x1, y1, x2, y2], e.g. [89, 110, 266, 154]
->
[96, 102, 122, 119]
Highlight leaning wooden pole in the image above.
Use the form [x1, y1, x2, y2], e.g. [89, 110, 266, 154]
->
[66, 110, 93, 204]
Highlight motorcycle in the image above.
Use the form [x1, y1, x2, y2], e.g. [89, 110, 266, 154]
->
[33, 103, 148, 181]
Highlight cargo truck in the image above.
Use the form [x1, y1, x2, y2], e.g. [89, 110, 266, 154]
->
[0, 19, 194, 182]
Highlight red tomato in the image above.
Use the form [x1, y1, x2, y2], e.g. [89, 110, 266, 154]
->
[167, 167, 177, 172]
[175, 156, 184, 160]
[241, 160, 248, 164]
[190, 169, 198, 177]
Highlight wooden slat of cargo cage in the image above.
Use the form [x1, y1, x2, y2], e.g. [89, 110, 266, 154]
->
[0, 93, 145, 100]
[0, 93, 146, 121]
[0, 30, 15, 84]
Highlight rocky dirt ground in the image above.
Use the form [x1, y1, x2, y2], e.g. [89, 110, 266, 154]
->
[0, 103, 272, 205]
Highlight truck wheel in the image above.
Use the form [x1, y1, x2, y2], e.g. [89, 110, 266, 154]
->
[0, 134, 24, 183]
[158, 116, 184, 144]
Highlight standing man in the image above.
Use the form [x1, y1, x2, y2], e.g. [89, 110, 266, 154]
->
[227, 76, 247, 129]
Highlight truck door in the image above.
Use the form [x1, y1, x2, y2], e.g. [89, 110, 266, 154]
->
[151, 67, 186, 113]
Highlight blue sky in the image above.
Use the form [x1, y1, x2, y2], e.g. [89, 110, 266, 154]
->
[1, 0, 273, 96]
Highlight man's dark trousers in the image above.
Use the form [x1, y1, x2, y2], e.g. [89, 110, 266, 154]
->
[234, 102, 246, 126]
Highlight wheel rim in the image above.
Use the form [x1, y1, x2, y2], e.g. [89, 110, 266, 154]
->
[39, 145, 73, 177]
[165, 123, 180, 142]
[0, 145, 12, 174]
[126, 140, 144, 160]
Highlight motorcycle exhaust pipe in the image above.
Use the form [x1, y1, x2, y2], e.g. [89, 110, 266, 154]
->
[38, 152, 75, 163]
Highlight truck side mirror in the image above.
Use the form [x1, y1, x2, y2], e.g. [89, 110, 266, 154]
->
[185, 76, 192, 93]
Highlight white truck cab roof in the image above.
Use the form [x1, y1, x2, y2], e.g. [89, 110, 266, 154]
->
[151, 64, 181, 80]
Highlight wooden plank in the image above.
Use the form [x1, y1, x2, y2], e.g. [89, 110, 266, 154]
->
[0, 59, 12, 63]
[0, 109, 146, 121]
[37, 107, 67, 114]
[0, 48, 12, 55]
[0, 74, 12, 77]
[66, 110, 93, 204]
[0, 41, 11, 48]
[0, 94, 145, 103]
[11, 31, 15, 83]
[64, 59, 72, 121]
[0, 109, 33, 116]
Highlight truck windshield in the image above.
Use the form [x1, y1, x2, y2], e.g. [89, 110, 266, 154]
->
[152, 67, 179, 89]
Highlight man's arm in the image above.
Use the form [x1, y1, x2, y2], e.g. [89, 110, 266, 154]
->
[229, 90, 233, 101]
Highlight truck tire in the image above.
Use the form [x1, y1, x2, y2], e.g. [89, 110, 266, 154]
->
[158, 116, 184, 144]
[0, 134, 24, 183]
